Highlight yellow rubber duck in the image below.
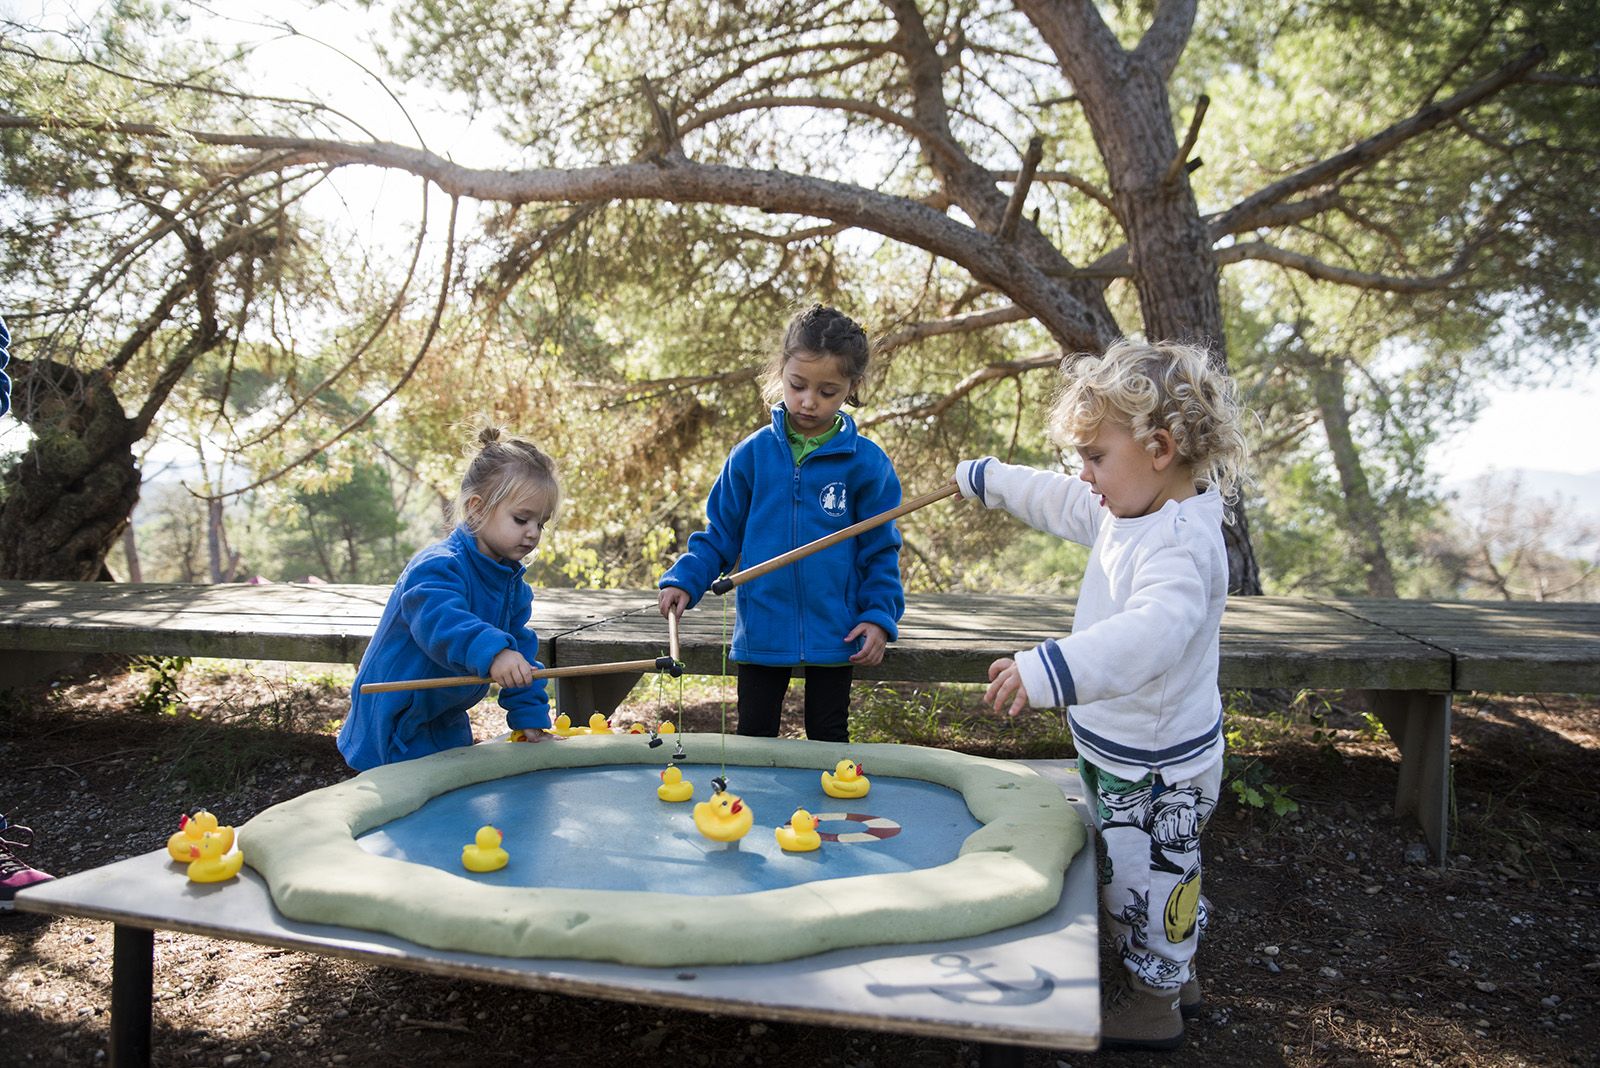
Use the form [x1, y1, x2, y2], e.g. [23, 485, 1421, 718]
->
[461, 825, 509, 872]
[693, 789, 754, 842]
[657, 765, 694, 802]
[657, 722, 676, 735]
[587, 713, 613, 735]
[551, 713, 585, 737]
[775, 808, 822, 852]
[167, 810, 234, 862]
[185, 830, 244, 883]
[821, 759, 870, 799]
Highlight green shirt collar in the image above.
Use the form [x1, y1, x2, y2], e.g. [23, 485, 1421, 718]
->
[785, 413, 844, 464]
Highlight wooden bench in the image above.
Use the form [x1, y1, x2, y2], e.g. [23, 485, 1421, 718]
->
[2, 580, 1596, 859]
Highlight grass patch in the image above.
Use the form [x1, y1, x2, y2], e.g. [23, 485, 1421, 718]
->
[850, 683, 1076, 759]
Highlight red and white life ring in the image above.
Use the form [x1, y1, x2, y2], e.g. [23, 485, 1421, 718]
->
[812, 812, 901, 844]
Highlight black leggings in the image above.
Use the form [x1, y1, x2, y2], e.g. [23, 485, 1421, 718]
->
[736, 663, 854, 743]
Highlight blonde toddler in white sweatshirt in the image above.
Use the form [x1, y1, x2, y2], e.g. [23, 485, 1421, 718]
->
[953, 338, 1248, 1051]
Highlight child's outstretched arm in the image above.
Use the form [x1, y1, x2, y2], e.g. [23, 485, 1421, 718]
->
[954, 456, 1102, 546]
[659, 455, 753, 611]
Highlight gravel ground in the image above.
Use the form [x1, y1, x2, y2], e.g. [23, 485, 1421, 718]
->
[2, 659, 1597, 1067]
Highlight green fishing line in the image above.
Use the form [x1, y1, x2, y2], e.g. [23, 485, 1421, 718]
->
[720, 589, 731, 779]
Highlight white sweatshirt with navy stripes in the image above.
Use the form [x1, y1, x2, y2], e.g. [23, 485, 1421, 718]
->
[955, 457, 1227, 783]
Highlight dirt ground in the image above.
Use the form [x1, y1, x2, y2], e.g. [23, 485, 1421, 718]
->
[2, 659, 1597, 1067]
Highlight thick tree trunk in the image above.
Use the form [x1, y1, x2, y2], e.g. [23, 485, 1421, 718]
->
[0, 358, 141, 580]
[1020, 0, 1261, 592]
[1313, 360, 1398, 597]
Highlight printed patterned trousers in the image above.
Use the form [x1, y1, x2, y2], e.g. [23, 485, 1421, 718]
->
[1079, 757, 1222, 992]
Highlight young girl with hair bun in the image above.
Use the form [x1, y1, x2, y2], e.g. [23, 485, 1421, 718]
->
[658, 304, 905, 743]
[338, 426, 561, 771]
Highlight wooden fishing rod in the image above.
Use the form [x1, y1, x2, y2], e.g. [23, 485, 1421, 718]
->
[708, 482, 960, 595]
[360, 654, 684, 694]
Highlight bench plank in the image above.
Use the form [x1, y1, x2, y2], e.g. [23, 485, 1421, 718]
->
[0, 582, 655, 668]
[554, 590, 1452, 691]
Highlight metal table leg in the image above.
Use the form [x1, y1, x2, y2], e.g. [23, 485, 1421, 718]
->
[111, 924, 153, 1068]
[978, 1041, 1026, 1066]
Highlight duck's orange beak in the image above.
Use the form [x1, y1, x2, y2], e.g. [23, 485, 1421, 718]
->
[730, 800, 743, 815]
[188, 845, 200, 859]
[811, 816, 820, 829]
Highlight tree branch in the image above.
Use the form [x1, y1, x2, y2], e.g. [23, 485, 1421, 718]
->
[240, 178, 434, 449]
[678, 94, 933, 150]
[1208, 191, 1342, 239]
[209, 195, 463, 501]
[1163, 94, 1208, 186]
[875, 304, 1032, 355]
[859, 351, 1060, 427]
[989, 168, 1114, 210]
[0, 113, 1108, 348]
[1524, 71, 1599, 88]
[1207, 45, 1546, 236]
[997, 136, 1044, 241]
[584, 366, 761, 409]
[1133, 0, 1200, 80]
[1218, 241, 1474, 293]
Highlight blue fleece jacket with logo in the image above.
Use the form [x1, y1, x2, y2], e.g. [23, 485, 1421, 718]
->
[661, 406, 904, 665]
[338, 525, 551, 771]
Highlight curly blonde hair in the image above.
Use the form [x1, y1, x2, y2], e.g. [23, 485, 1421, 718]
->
[451, 425, 561, 533]
[1048, 338, 1249, 505]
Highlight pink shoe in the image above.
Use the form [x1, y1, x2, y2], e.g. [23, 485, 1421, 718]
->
[0, 815, 54, 910]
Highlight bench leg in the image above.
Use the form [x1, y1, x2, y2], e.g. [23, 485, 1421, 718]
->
[1371, 690, 1452, 863]
[555, 671, 644, 722]
[977, 1042, 1025, 1067]
[0, 650, 87, 690]
[111, 923, 154, 1068]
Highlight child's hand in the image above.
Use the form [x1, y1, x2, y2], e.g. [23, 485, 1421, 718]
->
[489, 648, 537, 689]
[659, 586, 690, 619]
[846, 622, 889, 666]
[985, 657, 1032, 717]
[513, 728, 560, 743]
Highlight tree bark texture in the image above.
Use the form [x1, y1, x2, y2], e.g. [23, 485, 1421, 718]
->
[1313, 360, 1398, 597]
[0, 358, 140, 580]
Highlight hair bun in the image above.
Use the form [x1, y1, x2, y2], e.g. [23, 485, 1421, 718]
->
[823, 318, 861, 348]
[477, 425, 503, 448]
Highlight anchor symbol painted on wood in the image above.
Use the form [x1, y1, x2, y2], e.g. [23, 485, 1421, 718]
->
[865, 952, 1056, 1005]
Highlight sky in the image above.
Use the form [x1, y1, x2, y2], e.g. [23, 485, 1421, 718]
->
[1426, 370, 1600, 484]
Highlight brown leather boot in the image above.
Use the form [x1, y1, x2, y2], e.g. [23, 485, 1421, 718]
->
[1100, 975, 1183, 1052]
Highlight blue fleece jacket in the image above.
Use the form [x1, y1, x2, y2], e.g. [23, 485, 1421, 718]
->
[660, 406, 904, 665]
[338, 525, 551, 771]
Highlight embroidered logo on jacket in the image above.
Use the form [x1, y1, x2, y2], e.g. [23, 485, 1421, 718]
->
[819, 482, 848, 517]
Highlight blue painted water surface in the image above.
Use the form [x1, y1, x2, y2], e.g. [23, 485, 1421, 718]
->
[356, 764, 982, 895]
